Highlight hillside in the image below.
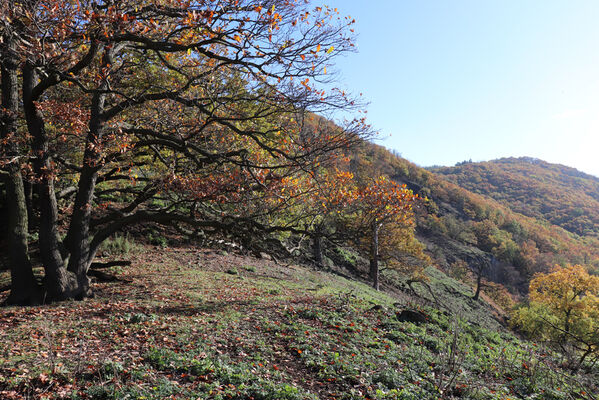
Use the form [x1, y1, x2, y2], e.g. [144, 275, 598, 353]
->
[430, 157, 599, 237]
[1, 244, 596, 399]
[3, 2, 599, 399]
[346, 144, 599, 294]
[2, 139, 599, 398]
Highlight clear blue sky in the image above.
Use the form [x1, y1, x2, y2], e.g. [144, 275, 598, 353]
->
[322, 0, 599, 177]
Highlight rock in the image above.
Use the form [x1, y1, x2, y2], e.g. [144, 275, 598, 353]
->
[396, 309, 428, 324]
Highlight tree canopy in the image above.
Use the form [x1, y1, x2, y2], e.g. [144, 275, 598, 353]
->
[512, 265, 599, 369]
[0, 0, 370, 304]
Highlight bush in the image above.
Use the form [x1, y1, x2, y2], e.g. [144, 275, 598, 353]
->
[99, 233, 136, 256]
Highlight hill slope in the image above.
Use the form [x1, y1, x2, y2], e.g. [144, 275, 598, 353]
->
[431, 157, 599, 237]
[346, 145, 599, 293]
[1, 244, 596, 399]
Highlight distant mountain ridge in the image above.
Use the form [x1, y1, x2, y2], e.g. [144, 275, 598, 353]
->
[348, 144, 599, 295]
[429, 157, 599, 237]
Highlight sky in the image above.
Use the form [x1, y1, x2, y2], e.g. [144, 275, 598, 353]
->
[321, 0, 599, 177]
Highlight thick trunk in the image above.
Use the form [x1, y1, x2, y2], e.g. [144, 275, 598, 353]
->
[1, 38, 39, 305]
[65, 166, 97, 294]
[370, 222, 380, 291]
[23, 63, 75, 301]
[3, 167, 40, 305]
[65, 75, 108, 296]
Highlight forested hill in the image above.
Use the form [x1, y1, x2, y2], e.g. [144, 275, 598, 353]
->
[430, 157, 599, 237]
[349, 145, 599, 294]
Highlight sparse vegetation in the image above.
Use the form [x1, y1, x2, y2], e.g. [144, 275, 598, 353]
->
[98, 234, 137, 257]
[1, 246, 597, 399]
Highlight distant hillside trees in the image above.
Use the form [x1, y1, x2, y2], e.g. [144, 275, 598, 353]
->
[433, 158, 599, 237]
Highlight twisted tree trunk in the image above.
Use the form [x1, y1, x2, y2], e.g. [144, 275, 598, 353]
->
[312, 225, 324, 266]
[1, 36, 39, 305]
[23, 63, 76, 301]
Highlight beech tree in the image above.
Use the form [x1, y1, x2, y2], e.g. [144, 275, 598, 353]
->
[301, 168, 354, 266]
[0, 0, 367, 304]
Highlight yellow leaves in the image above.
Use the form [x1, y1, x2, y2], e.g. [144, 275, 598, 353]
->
[530, 264, 599, 312]
[326, 46, 334, 54]
[316, 44, 321, 53]
[515, 263, 599, 361]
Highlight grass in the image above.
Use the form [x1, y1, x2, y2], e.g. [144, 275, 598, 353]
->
[0, 245, 597, 399]
[97, 233, 139, 257]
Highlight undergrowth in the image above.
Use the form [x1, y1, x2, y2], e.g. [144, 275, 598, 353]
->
[0, 245, 596, 399]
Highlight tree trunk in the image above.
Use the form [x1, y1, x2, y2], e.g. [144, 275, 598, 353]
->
[1, 41, 40, 305]
[22, 63, 75, 301]
[312, 226, 324, 266]
[473, 265, 483, 301]
[2, 167, 40, 305]
[24, 178, 35, 231]
[65, 165, 97, 296]
[370, 221, 380, 291]
[65, 60, 109, 297]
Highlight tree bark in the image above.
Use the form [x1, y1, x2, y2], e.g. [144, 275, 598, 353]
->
[312, 225, 324, 266]
[370, 221, 380, 291]
[2, 166, 40, 305]
[23, 63, 75, 301]
[65, 50, 111, 297]
[24, 178, 35, 230]
[1, 35, 40, 305]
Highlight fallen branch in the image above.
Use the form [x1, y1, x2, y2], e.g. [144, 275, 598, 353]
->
[88, 270, 121, 282]
[406, 278, 441, 308]
[89, 260, 132, 270]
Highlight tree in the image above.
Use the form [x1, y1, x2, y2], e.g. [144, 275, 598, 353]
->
[0, 14, 39, 304]
[0, 0, 367, 304]
[301, 167, 355, 266]
[471, 261, 486, 301]
[351, 176, 419, 290]
[512, 265, 599, 369]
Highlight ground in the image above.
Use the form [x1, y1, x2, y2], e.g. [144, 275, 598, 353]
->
[0, 244, 596, 399]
